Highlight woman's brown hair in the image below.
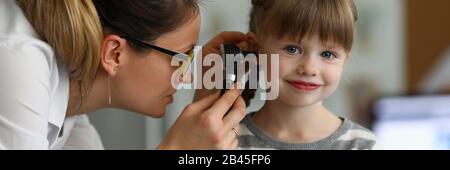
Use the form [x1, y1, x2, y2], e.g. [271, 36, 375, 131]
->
[17, 0, 199, 96]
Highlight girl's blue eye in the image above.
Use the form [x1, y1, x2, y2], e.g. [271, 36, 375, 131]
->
[321, 51, 336, 59]
[284, 45, 301, 55]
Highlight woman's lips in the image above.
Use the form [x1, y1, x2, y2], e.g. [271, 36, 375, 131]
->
[166, 95, 174, 103]
[287, 80, 322, 92]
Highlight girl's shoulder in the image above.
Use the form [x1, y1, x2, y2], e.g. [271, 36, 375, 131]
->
[334, 118, 380, 150]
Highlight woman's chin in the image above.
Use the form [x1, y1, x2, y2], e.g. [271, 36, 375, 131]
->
[132, 105, 168, 118]
[146, 107, 167, 118]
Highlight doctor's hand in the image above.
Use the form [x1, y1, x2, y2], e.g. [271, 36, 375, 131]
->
[157, 85, 245, 150]
[157, 31, 248, 150]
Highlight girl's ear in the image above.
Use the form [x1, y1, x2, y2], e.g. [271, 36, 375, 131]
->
[344, 52, 351, 65]
[246, 32, 259, 52]
[236, 32, 260, 53]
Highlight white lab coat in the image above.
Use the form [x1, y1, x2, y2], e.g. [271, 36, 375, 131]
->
[0, 0, 104, 150]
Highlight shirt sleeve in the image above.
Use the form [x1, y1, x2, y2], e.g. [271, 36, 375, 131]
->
[0, 38, 54, 149]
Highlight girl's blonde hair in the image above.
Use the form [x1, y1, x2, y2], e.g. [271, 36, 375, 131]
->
[250, 0, 358, 52]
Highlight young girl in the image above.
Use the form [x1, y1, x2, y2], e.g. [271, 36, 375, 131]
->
[238, 0, 380, 150]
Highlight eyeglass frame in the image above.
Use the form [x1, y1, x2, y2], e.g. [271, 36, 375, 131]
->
[119, 35, 195, 75]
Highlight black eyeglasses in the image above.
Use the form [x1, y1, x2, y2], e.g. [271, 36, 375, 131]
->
[120, 35, 195, 76]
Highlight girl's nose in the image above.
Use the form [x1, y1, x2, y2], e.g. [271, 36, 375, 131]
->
[297, 56, 318, 77]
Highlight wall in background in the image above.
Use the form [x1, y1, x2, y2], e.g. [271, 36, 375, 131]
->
[89, 109, 146, 149]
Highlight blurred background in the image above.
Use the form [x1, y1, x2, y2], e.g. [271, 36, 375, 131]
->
[87, 0, 450, 150]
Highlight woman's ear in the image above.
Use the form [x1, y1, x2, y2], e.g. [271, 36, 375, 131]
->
[100, 35, 128, 76]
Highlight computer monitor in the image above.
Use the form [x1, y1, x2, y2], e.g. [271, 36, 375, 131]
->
[373, 95, 450, 150]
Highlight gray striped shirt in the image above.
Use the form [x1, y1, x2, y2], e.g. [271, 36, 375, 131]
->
[237, 113, 381, 150]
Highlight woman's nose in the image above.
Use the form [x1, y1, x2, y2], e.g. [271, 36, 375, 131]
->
[179, 70, 193, 84]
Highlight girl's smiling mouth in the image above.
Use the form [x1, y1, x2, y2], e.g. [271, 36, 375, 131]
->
[287, 80, 322, 92]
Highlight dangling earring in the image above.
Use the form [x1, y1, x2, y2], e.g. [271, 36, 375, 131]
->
[108, 76, 112, 105]
[109, 67, 117, 105]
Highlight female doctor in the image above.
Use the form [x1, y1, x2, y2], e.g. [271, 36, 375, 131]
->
[0, 0, 247, 149]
